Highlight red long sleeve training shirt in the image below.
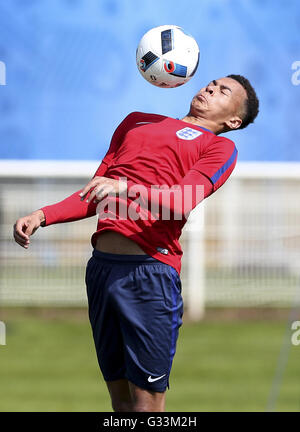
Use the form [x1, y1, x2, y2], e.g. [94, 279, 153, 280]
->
[41, 112, 238, 275]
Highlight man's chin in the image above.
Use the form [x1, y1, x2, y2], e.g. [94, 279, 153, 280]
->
[190, 107, 206, 116]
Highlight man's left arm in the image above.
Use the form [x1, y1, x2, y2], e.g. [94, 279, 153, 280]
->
[192, 136, 238, 193]
[86, 136, 238, 218]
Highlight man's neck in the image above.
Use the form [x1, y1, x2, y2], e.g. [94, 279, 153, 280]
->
[180, 115, 218, 134]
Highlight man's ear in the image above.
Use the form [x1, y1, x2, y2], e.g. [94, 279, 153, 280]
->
[224, 116, 243, 130]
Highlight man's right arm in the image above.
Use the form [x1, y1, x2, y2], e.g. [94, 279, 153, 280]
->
[13, 209, 45, 249]
[39, 112, 141, 227]
[13, 112, 154, 247]
[13, 154, 112, 248]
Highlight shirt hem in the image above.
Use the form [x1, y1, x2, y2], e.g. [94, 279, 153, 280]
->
[91, 226, 181, 275]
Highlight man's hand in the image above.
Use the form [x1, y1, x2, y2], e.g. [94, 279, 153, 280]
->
[79, 176, 128, 204]
[13, 210, 45, 249]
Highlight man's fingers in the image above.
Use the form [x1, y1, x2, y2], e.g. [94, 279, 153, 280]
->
[86, 185, 103, 203]
[92, 184, 114, 203]
[13, 221, 30, 244]
[13, 229, 30, 247]
[85, 181, 111, 203]
[14, 231, 28, 243]
[25, 222, 37, 236]
[79, 177, 110, 200]
[79, 179, 97, 199]
[14, 221, 29, 240]
[79, 177, 103, 199]
[13, 213, 42, 249]
[14, 233, 30, 247]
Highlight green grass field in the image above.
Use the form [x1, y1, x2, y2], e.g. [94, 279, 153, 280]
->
[0, 309, 299, 412]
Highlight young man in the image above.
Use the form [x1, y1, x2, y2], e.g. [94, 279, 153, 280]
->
[13, 75, 259, 412]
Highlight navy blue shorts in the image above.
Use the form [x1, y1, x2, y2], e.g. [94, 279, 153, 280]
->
[85, 249, 184, 393]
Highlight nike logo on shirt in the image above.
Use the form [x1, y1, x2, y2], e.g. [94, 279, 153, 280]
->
[147, 374, 166, 382]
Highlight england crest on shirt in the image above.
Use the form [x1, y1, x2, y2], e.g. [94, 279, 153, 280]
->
[176, 127, 203, 140]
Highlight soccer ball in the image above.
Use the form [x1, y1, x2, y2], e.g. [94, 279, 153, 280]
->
[136, 25, 200, 88]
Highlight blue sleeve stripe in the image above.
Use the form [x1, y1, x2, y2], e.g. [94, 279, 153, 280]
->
[210, 146, 238, 184]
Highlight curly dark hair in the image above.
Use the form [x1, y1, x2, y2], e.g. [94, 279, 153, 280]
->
[226, 74, 259, 130]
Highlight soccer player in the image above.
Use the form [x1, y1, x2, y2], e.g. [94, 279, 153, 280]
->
[13, 75, 259, 412]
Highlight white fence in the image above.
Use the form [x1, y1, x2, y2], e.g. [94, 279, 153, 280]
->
[1, 160, 299, 319]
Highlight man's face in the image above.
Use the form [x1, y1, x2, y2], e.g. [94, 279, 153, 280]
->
[190, 77, 247, 130]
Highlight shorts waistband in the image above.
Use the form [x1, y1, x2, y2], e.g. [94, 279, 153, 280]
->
[92, 248, 160, 263]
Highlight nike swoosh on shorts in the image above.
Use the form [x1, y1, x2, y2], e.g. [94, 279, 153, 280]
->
[147, 374, 166, 382]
